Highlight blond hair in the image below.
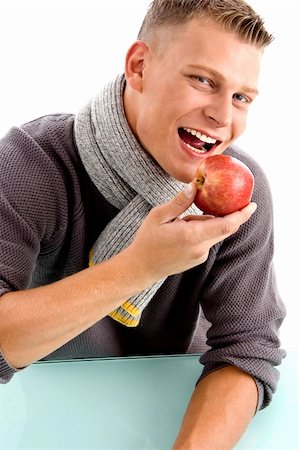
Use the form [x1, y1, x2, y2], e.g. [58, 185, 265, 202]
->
[138, 0, 273, 49]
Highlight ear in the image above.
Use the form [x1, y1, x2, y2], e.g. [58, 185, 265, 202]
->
[125, 40, 150, 93]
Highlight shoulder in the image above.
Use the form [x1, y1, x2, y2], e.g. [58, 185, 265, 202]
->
[0, 114, 83, 239]
[1, 113, 76, 168]
[20, 113, 78, 167]
[0, 114, 83, 190]
[20, 113, 75, 145]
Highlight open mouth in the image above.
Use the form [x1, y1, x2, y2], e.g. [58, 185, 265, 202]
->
[178, 127, 221, 154]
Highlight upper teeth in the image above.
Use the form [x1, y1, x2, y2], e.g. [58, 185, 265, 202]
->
[183, 127, 217, 144]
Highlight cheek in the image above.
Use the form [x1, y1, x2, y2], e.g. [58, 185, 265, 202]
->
[148, 80, 198, 119]
[138, 103, 175, 141]
[233, 111, 248, 137]
[136, 84, 202, 143]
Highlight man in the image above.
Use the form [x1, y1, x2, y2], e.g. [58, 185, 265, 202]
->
[0, 0, 286, 448]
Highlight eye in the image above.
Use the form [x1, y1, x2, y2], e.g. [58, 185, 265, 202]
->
[233, 93, 250, 103]
[197, 76, 209, 84]
[192, 75, 213, 87]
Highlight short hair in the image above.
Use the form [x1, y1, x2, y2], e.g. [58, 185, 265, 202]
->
[137, 0, 273, 49]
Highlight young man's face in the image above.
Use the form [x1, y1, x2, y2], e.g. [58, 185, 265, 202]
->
[125, 19, 262, 183]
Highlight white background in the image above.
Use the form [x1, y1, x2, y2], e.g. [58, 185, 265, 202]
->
[0, 0, 298, 352]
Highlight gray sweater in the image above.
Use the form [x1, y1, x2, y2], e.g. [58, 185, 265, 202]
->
[0, 113, 286, 410]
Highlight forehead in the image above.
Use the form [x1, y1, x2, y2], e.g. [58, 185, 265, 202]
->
[153, 19, 262, 88]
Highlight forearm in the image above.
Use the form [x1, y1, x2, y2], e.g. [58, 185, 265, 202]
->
[172, 366, 258, 450]
[0, 246, 155, 369]
[0, 188, 256, 371]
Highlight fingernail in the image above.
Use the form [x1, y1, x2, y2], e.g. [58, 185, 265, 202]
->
[183, 182, 194, 198]
[249, 202, 257, 213]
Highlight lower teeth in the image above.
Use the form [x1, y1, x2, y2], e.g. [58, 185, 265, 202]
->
[185, 142, 206, 153]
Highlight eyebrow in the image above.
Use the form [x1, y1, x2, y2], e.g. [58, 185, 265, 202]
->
[186, 64, 259, 95]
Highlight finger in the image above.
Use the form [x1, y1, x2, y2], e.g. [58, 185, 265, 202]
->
[183, 214, 215, 222]
[153, 182, 197, 223]
[190, 202, 257, 241]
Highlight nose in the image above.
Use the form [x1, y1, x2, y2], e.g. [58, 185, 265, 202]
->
[203, 93, 233, 128]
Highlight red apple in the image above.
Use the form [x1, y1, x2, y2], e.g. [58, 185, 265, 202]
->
[194, 154, 254, 216]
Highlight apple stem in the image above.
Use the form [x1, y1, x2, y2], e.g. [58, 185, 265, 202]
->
[196, 175, 205, 189]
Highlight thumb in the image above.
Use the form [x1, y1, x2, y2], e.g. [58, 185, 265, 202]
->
[155, 182, 197, 223]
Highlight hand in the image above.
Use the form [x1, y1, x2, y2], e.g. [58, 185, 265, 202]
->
[128, 182, 257, 281]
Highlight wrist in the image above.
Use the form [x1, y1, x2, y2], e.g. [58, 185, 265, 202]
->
[116, 245, 161, 293]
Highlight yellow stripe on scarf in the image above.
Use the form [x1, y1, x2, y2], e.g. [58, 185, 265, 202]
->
[109, 310, 141, 327]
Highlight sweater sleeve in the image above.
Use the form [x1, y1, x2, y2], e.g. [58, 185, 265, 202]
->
[0, 124, 69, 383]
[198, 147, 286, 410]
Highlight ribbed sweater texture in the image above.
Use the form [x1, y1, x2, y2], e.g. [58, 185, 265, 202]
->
[0, 77, 286, 410]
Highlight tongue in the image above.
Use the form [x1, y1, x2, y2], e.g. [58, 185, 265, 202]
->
[179, 128, 206, 149]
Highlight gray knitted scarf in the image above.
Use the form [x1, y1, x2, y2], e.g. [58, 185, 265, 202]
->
[74, 74, 198, 327]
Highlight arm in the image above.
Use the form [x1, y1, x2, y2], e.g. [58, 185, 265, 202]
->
[196, 148, 286, 410]
[0, 246, 157, 369]
[0, 183, 255, 371]
[172, 366, 257, 450]
[171, 148, 286, 449]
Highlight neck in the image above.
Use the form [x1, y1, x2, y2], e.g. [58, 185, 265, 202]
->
[123, 83, 139, 140]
